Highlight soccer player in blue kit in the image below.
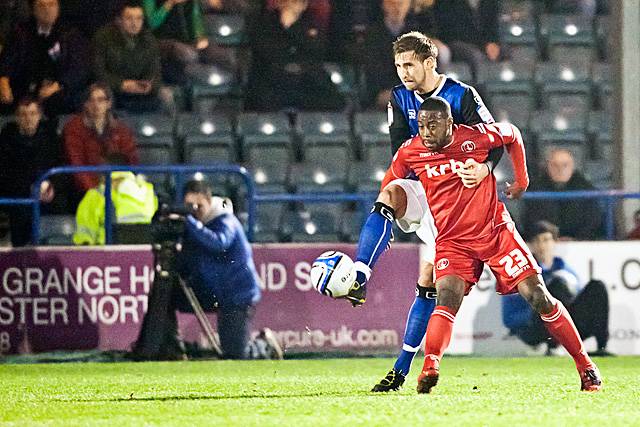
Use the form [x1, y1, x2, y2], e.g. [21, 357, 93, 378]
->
[360, 31, 503, 392]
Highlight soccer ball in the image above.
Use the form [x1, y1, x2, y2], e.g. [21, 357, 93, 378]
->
[310, 251, 356, 298]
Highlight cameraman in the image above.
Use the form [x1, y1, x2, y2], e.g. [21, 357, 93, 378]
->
[174, 179, 278, 359]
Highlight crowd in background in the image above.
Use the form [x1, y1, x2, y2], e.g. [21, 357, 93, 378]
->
[1, 0, 634, 247]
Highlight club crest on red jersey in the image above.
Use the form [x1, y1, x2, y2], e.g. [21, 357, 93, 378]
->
[436, 258, 449, 270]
[461, 140, 476, 152]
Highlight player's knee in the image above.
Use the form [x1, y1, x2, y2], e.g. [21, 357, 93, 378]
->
[378, 185, 407, 218]
[435, 278, 464, 312]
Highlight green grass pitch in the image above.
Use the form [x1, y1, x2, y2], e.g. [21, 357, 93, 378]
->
[1, 356, 638, 426]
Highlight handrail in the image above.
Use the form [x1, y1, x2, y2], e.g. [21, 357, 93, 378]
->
[0, 166, 638, 244]
[29, 164, 254, 244]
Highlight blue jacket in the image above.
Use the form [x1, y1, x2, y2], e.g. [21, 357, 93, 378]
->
[501, 256, 580, 330]
[177, 213, 261, 310]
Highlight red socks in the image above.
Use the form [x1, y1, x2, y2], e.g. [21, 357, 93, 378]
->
[541, 302, 592, 368]
[423, 305, 457, 362]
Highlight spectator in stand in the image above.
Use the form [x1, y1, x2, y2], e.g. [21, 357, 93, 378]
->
[626, 209, 640, 240]
[143, 0, 235, 85]
[431, 0, 501, 79]
[63, 83, 139, 194]
[359, 0, 451, 110]
[0, 97, 61, 246]
[93, 1, 174, 113]
[0, 0, 30, 53]
[246, 0, 344, 111]
[502, 221, 612, 356]
[0, 0, 90, 117]
[523, 148, 604, 240]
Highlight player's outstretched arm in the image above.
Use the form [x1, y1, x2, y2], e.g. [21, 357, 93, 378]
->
[495, 123, 529, 199]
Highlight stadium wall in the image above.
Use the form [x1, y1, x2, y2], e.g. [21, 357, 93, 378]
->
[1, 242, 639, 356]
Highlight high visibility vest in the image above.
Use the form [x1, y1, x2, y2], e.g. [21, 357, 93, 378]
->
[73, 172, 158, 245]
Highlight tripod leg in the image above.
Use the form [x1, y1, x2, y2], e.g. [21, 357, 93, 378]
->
[178, 278, 223, 357]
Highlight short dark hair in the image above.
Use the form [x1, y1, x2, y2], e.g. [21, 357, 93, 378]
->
[526, 220, 559, 242]
[419, 96, 451, 117]
[183, 179, 212, 198]
[392, 31, 438, 62]
[120, 0, 143, 15]
[83, 82, 113, 104]
[16, 96, 41, 111]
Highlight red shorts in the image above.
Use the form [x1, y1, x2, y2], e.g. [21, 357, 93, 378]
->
[433, 222, 541, 295]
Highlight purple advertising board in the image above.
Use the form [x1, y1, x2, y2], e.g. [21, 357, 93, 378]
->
[0, 244, 420, 355]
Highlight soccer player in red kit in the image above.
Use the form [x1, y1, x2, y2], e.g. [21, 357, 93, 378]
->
[376, 96, 602, 393]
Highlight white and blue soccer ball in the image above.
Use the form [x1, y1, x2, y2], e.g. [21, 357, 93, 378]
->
[310, 251, 356, 298]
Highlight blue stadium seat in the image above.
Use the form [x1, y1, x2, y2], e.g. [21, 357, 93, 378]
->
[339, 208, 366, 243]
[204, 14, 246, 46]
[180, 114, 236, 164]
[592, 62, 611, 110]
[595, 15, 611, 61]
[281, 203, 345, 243]
[296, 112, 352, 146]
[323, 62, 357, 96]
[291, 153, 349, 193]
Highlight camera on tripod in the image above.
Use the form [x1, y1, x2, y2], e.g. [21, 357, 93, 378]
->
[151, 203, 195, 276]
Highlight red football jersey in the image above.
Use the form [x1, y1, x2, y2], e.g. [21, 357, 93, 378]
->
[382, 122, 528, 244]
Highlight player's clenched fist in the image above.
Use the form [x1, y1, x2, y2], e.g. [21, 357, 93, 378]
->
[456, 158, 489, 188]
[504, 181, 527, 199]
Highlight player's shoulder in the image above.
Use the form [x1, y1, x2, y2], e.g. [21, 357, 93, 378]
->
[392, 84, 411, 96]
[443, 76, 477, 93]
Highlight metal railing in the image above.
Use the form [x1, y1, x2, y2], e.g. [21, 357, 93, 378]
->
[1, 164, 639, 244]
[17, 165, 253, 245]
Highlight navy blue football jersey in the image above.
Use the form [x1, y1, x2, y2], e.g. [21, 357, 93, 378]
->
[388, 76, 494, 154]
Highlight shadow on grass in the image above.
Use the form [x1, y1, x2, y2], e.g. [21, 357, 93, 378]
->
[53, 390, 373, 402]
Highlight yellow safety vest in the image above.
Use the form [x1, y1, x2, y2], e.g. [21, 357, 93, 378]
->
[73, 172, 158, 245]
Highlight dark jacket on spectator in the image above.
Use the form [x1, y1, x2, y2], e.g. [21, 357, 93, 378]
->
[0, 119, 60, 198]
[92, 23, 162, 94]
[0, 18, 89, 113]
[62, 114, 139, 192]
[246, 7, 343, 111]
[523, 171, 605, 240]
[433, 0, 499, 48]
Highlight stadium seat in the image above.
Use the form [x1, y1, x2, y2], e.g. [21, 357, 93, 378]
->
[291, 152, 349, 193]
[353, 111, 390, 158]
[531, 107, 587, 145]
[237, 112, 291, 145]
[39, 215, 75, 245]
[204, 14, 246, 46]
[118, 113, 175, 142]
[498, 16, 539, 65]
[540, 14, 596, 47]
[348, 160, 386, 193]
[296, 112, 352, 146]
[295, 112, 352, 192]
[238, 112, 293, 192]
[584, 159, 614, 189]
[180, 114, 236, 164]
[535, 61, 593, 113]
[281, 203, 344, 243]
[478, 61, 535, 95]
[488, 92, 535, 130]
[323, 62, 357, 96]
[189, 64, 241, 110]
[251, 202, 286, 243]
[588, 110, 613, 160]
